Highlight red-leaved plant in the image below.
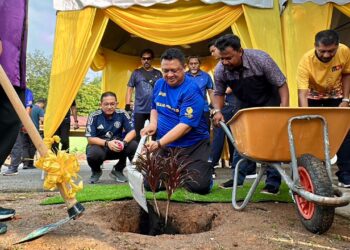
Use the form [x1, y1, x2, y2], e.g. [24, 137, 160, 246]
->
[136, 147, 196, 227]
[162, 148, 195, 225]
[135, 147, 164, 216]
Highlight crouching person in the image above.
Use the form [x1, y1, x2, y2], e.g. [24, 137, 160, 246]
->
[86, 91, 137, 184]
[141, 48, 212, 195]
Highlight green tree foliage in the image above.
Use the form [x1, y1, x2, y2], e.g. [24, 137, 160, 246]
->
[26, 50, 101, 116]
[26, 50, 51, 101]
[76, 76, 102, 116]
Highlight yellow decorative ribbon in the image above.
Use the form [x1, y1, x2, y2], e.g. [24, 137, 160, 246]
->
[35, 136, 83, 199]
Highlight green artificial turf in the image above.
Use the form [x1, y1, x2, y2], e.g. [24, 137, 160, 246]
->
[41, 182, 293, 205]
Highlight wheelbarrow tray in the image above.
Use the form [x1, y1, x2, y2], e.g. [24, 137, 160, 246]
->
[227, 107, 350, 162]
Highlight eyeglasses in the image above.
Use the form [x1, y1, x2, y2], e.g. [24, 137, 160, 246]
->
[161, 68, 183, 75]
[142, 57, 152, 61]
[102, 102, 117, 107]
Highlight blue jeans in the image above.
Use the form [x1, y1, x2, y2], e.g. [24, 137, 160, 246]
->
[232, 151, 281, 189]
[210, 104, 235, 167]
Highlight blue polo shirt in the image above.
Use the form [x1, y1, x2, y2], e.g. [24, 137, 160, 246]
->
[152, 75, 209, 147]
[186, 70, 213, 112]
[25, 88, 33, 108]
[86, 109, 134, 140]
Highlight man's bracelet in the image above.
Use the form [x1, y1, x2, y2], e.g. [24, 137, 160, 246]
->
[342, 98, 350, 103]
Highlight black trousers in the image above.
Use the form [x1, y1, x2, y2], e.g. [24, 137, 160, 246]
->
[0, 86, 24, 165]
[145, 139, 212, 195]
[86, 140, 138, 172]
[53, 117, 70, 153]
[308, 98, 350, 183]
[134, 113, 151, 142]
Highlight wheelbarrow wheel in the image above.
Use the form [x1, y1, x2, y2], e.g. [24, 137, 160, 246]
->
[294, 154, 334, 234]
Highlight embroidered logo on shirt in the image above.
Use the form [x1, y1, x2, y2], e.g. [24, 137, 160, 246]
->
[159, 91, 166, 97]
[114, 121, 121, 129]
[185, 107, 193, 119]
[97, 124, 104, 130]
[331, 65, 342, 72]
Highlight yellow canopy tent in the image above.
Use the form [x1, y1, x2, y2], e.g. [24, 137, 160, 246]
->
[45, 0, 350, 139]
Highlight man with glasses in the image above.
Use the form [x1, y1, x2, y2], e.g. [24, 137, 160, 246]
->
[212, 34, 289, 194]
[141, 48, 212, 194]
[86, 92, 137, 184]
[125, 49, 162, 142]
[297, 29, 350, 188]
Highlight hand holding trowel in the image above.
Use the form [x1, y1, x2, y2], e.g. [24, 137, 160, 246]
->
[0, 65, 84, 243]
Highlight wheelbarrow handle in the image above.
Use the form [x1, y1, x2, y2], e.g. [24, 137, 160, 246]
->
[219, 121, 236, 147]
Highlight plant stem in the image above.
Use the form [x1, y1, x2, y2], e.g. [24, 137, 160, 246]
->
[165, 199, 170, 226]
[153, 194, 160, 216]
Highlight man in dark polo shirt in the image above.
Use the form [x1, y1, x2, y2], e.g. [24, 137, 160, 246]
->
[125, 49, 162, 142]
[86, 92, 137, 184]
[212, 34, 289, 194]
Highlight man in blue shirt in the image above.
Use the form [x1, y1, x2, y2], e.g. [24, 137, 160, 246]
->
[141, 48, 212, 194]
[186, 55, 214, 131]
[125, 49, 162, 142]
[86, 92, 137, 184]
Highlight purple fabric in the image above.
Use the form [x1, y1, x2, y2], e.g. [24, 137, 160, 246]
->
[0, 0, 28, 88]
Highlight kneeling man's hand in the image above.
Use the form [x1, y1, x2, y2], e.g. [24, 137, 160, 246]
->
[141, 123, 157, 136]
[108, 139, 124, 152]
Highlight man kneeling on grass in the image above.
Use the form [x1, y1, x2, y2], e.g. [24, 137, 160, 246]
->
[141, 48, 212, 195]
[86, 91, 137, 184]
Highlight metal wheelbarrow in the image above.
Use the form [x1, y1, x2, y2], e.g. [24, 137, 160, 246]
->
[220, 107, 350, 234]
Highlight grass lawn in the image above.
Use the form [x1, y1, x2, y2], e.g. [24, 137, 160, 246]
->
[69, 137, 87, 153]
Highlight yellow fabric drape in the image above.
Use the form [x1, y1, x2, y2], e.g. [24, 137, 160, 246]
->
[103, 2, 243, 45]
[91, 47, 106, 71]
[242, 0, 286, 74]
[44, 9, 108, 138]
[282, 2, 333, 107]
[335, 4, 350, 16]
[231, 15, 253, 49]
[101, 49, 141, 107]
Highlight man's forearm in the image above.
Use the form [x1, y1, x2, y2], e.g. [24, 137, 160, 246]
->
[150, 109, 158, 127]
[342, 74, 350, 99]
[279, 83, 289, 107]
[124, 130, 136, 143]
[158, 123, 191, 147]
[212, 94, 225, 110]
[87, 137, 106, 146]
[298, 89, 309, 107]
[125, 87, 133, 105]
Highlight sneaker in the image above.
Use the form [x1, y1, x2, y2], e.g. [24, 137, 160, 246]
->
[3, 167, 18, 176]
[338, 182, 350, 188]
[219, 179, 243, 189]
[109, 169, 127, 183]
[0, 207, 15, 220]
[0, 223, 7, 235]
[260, 185, 280, 195]
[22, 165, 36, 170]
[89, 170, 102, 184]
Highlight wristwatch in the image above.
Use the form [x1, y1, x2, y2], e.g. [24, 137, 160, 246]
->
[210, 109, 221, 118]
[122, 140, 128, 148]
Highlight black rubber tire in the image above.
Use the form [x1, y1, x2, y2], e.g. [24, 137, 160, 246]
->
[295, 154, 335, 234]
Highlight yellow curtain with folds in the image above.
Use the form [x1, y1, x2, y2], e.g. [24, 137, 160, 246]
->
[44, 8, 108, 138]
[103, 2, 243, 45]
[242, 0, 285, 74]
[101, 49, 143, 107]
[91, 48, 106, 71]
[282, 2, 333, 107]
[335, 4, 350, 16]
[231, 15, 253, 49]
